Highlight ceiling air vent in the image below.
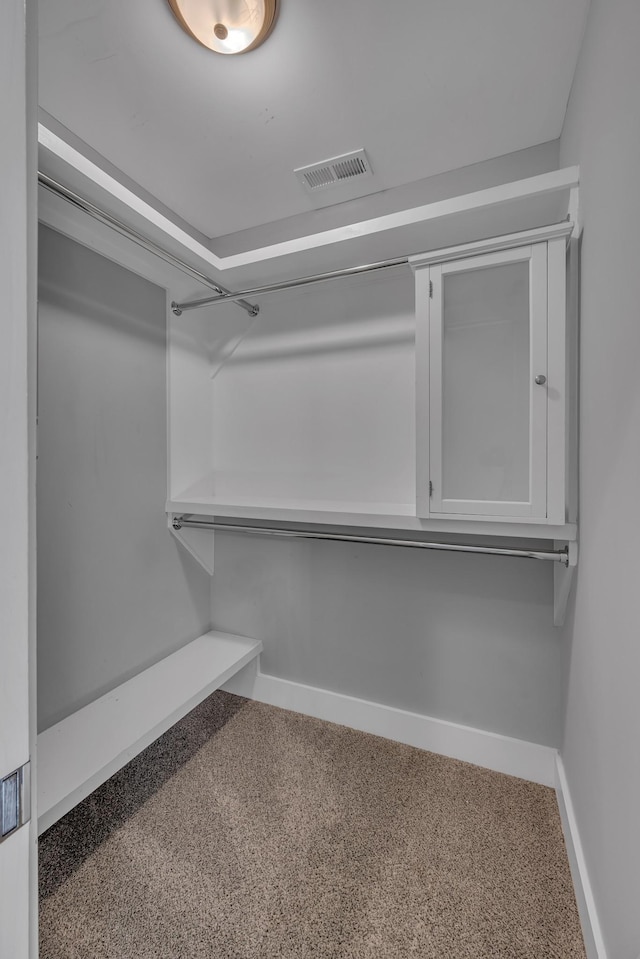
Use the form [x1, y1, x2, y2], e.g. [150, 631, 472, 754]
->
[295, 149, 372, 193]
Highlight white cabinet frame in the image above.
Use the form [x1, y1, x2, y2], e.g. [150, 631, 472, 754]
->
[432, 244, 547, 519]
[414, 227, 569, 524]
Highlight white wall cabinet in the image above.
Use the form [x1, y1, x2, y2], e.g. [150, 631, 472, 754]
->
[36, 128, 578, 549]
[167, 227, 575, 540]
[413, 226, 571, 526]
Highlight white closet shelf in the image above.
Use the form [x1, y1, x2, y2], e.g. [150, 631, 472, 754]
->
[37, 630, 262, 834]
[168, 494, 416, 522]
[168, 470, 416, 528]
[168, 471, 577, 538]
[167, 501, 577, 541]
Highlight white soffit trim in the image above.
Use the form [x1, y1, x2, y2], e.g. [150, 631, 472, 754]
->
[38, 123, 579, 273]
[38, 124, 215, 266]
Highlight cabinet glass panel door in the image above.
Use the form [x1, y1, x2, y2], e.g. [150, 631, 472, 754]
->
[429, 245, 547, 517]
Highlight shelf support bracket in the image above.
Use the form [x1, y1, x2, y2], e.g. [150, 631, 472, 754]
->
[554, 540, 578, 627]
[169, 514, 215, 575]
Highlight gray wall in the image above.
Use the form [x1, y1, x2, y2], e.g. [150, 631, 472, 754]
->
[37, 226, 212, 731]
[209, 149, 570, 750]
[212, 528, 563, 749]
[208, 137, 574, 749]
[559, 1, 640, 955]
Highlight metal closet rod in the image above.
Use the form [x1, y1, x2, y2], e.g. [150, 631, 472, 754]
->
[170, 257, 409, 315]
[37, 172, 260, 318]
[172, 517, 570, 565]
[41, 169, 408, 317]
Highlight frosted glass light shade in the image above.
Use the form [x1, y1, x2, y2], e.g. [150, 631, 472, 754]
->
[168, 0, 278, 55]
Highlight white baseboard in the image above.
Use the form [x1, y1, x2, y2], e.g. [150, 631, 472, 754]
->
[223, 662, 557, 787]
[555, 756, 608, 959]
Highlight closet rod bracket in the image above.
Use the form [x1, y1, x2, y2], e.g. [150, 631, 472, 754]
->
[171, 300, 259, 317]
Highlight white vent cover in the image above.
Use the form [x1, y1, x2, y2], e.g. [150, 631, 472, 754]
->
[295, 149, 372, 193]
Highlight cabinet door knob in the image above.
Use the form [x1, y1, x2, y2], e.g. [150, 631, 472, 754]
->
[534, 374, 547, 386]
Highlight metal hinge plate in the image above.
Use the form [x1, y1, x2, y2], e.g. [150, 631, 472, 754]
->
[429, 480, 433, 497]
[429, 280, 433, 297]
[1, 762, 31, 842]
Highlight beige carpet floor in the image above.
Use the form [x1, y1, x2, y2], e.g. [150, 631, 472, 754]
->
[39, 691, 586, 958]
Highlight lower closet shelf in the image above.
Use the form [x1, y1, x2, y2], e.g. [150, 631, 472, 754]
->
[37, 630, 262, 834]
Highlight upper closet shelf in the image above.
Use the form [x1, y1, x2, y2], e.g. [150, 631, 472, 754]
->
[167, 494, 577, 542]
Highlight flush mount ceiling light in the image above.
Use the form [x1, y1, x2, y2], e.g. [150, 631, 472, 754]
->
[167, 0, 279, 55]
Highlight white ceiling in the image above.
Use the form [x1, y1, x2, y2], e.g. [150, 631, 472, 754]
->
[38, 0, 589, 242]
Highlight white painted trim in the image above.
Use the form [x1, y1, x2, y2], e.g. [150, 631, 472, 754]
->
[546, 236, 568, 525]
[409, 221, 574, 268]
[39, 123, 579, 271]
[428, 261, 443, 516]
[569, 186, 582, 239]
[38, 124, 218, 267]
[223, 663, 557, 787]
[221, 169, 579, 270]
[167, 494, 577, 539]
[1, 1, 35, 952]
[38, 187, 200, 303]
[414, 267, 431, 517]
[555, 756, 609, 959]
